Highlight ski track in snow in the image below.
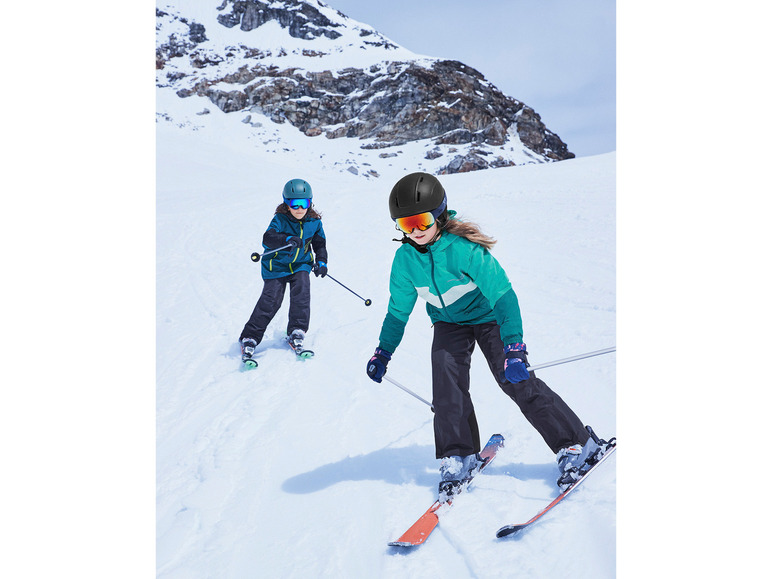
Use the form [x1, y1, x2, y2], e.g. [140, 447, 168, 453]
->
[157, 88, 615, 578]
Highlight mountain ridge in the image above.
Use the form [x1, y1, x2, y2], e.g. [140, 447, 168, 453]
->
[156, 0, 574, 174]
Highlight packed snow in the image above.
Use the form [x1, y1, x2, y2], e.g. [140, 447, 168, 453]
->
[156, 87, 615, 577]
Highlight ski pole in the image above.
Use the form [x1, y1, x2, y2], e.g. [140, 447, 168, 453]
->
[528, 347, 616, 372]
[381, 347, 615, 412]
[251, 244, 294, 263]
[323, 273, 372, 306]
[383, 375, 434, 411]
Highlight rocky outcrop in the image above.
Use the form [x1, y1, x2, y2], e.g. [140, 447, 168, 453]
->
[156, 9, 210, 69]
[173, 58, 572, 162]
[157, 1, 574, 172]
[215, 0, 343, 40]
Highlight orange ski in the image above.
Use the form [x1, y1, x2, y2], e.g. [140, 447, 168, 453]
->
[388, 434, 504, 547]
[496, 438, 616, 538]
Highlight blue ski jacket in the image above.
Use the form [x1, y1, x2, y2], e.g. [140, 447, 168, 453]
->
[260, 212, 328, 280]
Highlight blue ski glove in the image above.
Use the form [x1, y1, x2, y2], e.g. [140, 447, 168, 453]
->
[504, 343, 530, 383]
[366, 347, 392, 383]
[313, 261, 328, 277]
[286, 235, 303, 249]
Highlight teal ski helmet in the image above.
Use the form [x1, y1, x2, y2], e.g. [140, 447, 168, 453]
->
[283, 178, 312, 201]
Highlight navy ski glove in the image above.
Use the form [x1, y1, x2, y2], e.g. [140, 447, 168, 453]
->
[367, 347, 392, 383]
[285, 235, 303, 249]
[504, 343, 530, 383]
[313, 261, 328, 277]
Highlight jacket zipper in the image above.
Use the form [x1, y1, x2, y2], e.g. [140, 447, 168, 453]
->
[428, 248, 454, 323]
[289, 222, 304, 274]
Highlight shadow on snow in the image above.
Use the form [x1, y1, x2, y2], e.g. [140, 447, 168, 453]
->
[282, 446, 559, 494]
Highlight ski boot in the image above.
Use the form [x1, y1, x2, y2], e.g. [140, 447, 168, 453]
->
[241, 337, 258, 369]
[438, 453, 483, 503]
[582, 425, 617, 469]
[556, 426, 617, 491]
[556, 443, 584, 492]
[287, 329, 314, 359]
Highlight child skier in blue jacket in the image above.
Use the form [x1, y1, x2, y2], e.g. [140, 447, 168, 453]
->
[240, 179, 328, 358]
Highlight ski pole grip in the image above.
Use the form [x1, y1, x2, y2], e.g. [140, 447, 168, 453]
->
[250, 243, 294, 264]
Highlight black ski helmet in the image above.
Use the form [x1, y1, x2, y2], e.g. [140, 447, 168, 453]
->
[389, 172, 447, 219]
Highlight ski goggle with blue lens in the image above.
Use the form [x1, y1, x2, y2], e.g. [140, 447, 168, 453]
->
[284, 197, 311, 210]
[393, 196, 447, 234]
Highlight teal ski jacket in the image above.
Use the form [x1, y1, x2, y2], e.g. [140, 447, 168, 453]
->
[377, 229, 524, 353]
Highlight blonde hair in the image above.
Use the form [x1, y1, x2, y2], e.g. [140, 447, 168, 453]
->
[443, 216, 497, 250]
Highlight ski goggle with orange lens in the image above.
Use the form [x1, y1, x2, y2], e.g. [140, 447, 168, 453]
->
[285, 197, 310, 210]
[394, 212, 437, 234]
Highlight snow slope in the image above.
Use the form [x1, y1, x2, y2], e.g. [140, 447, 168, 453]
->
[156, 91, 615, 577]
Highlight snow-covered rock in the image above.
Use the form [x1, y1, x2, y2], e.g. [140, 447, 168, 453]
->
[156, 0, 574, 174]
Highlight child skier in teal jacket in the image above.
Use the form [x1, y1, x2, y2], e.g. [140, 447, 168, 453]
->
[366, 172, 591, 500]
[240, 179, 328, 359]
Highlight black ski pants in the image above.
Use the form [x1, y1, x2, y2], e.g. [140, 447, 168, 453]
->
[431, 321, 589, 459]
[240, 271, 311, 344]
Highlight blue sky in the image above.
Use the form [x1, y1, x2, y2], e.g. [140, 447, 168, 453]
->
[329, 0, 615, 157]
